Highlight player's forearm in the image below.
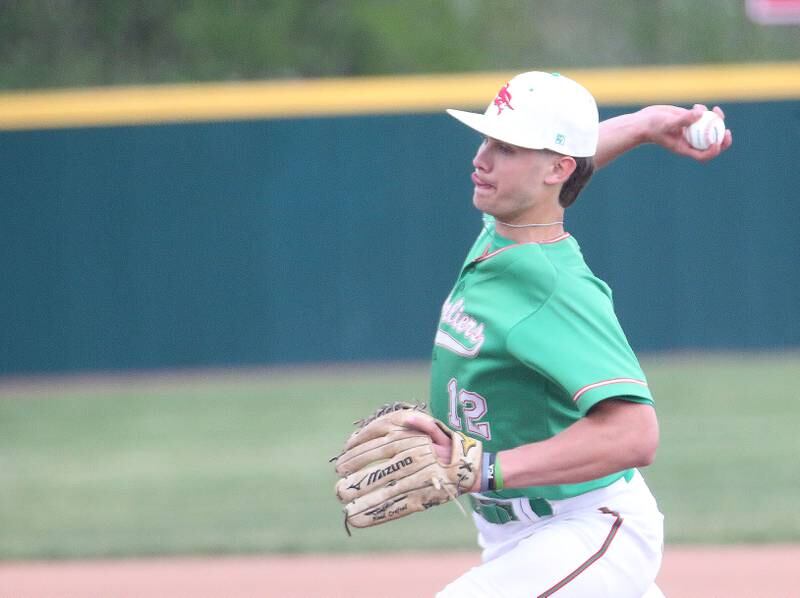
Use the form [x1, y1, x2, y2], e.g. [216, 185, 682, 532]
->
[595, 111, 650, 169]
[596, 104, 731, 170]
[493, 401, 659, 490]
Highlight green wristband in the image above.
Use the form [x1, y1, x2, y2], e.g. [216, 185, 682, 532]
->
[492, 453, 504, 491]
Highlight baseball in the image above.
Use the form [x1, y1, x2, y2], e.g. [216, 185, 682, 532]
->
[683, 110, 725, 150]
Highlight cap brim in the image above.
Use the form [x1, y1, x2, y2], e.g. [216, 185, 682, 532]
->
[446, 108, 545, 151]
[446, 109, 490, 134]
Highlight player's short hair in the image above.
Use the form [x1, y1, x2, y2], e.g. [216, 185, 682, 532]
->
[559, 155, 595, 208]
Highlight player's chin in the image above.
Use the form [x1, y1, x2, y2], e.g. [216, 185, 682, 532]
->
[472, 189, 496, 212]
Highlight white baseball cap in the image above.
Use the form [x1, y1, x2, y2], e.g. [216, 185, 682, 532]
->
[447, 71, 599, 157]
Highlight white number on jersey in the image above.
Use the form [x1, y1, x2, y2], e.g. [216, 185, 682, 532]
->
[447, 378, 492, 440]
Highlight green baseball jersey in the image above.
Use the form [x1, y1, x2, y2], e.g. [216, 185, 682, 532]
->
[430, 218, 652, 501]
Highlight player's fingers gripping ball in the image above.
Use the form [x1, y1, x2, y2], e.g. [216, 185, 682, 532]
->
[331, 402, 482, 533]
[683, 110, 726, 150]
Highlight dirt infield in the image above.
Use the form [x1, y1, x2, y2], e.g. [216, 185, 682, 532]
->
[1, 545, 798, 598]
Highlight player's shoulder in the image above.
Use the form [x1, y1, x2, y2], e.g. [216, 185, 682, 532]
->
[515, 236, 616, 308]
[475, 239, 561, 304]
[494, 234, 580, 275]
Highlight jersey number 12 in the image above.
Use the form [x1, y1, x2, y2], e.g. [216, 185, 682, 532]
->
[447, 378, 492, 440]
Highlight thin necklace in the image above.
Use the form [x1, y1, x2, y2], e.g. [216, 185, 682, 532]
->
[493, 218, 564, 228]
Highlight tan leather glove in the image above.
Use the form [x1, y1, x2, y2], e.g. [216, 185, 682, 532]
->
[332, 403, 482, 534]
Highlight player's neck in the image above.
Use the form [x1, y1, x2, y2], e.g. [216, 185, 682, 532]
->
[493, 208, 566, 243]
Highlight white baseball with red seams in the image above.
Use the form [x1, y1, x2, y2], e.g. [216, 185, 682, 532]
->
[683, 110, 725, 150]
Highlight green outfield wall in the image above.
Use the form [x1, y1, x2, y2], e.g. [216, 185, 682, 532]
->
[1, 65, 799, 375]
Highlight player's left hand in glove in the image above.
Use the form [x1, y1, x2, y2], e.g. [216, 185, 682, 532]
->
[331, 402, 482, 534]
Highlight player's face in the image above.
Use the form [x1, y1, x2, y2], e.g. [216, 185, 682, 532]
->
[470, 137, 560, 222]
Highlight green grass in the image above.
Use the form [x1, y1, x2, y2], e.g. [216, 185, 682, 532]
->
[640, 353, 800, 544]
[1, 353, 799, 560]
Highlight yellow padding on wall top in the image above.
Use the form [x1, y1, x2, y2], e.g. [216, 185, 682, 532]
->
[0, 62, 798, 130]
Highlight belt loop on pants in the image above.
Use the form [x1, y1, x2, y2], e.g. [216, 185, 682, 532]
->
[528, 497, 554, 517]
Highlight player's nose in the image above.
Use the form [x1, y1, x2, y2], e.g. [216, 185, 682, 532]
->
[472, 142, 490, 172]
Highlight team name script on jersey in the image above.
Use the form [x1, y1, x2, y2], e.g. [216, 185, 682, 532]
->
[435, 298, 486, 358]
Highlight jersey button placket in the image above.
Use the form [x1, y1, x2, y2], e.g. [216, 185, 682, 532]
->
[457, 264, 476, 294]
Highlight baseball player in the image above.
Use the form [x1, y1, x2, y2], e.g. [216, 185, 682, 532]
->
[333, 71, 730, 597]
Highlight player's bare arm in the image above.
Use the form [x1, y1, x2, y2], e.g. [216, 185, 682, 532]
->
[407, 399, 659, 492]
[491, 399, 658, 491]
[595, 104, 733, 168]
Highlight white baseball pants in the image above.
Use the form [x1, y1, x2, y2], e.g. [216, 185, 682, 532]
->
[437, 470, 665, 597]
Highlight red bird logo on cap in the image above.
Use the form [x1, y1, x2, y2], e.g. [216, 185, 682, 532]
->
[493, 83, 514, 115]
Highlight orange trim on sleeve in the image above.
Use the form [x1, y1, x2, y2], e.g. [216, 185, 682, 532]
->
[572, 378, 648, 403]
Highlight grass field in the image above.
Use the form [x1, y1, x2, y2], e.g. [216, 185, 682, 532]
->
[1, 351, 798, 560]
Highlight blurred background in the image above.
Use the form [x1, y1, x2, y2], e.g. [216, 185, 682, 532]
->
[1, 0, 799, 566]
[2, 0, 800, 89]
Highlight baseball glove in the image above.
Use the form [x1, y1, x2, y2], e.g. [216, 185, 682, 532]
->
[331, 402, 482, 534]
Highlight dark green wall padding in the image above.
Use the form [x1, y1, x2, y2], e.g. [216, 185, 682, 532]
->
[2, 101, 798, 375]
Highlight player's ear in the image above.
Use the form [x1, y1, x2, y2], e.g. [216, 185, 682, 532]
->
[545, 154, 577, 185]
